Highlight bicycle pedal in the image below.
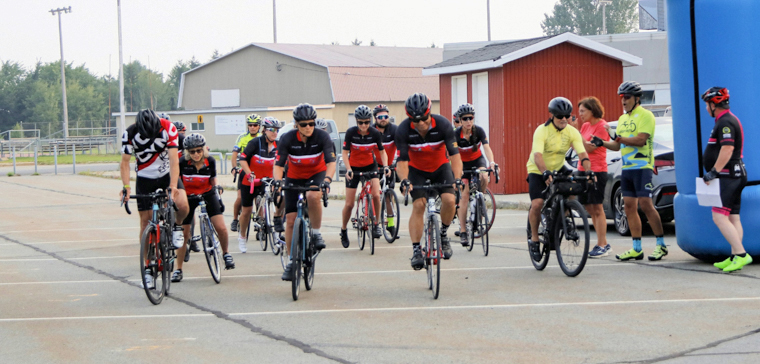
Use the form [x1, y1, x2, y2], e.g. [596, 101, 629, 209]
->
[191, 236, 201, 242]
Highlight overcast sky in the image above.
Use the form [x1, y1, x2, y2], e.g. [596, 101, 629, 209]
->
[3, 0, 560, 78]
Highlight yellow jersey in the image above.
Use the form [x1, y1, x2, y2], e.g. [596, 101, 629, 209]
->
[526, 121, 585, 175]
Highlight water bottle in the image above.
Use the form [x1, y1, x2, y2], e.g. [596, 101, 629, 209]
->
[172, 225, 184, 249]
[468, 199, 476, 222]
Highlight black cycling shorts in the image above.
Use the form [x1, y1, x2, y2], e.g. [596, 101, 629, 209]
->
[136, 175, 185, 212]
[527, 173, 548, 201]
[240, 183, 266, 208]
[462, 157, 487, 177]
[346, 164, 378, 189]
[579, 172, 608, 205]
[408, 164, 455, 201]
[284, 171, 326, 214]
[182, 190, 223, 225]
[620, 169, 654, 198]
[713, 175, 747, 216]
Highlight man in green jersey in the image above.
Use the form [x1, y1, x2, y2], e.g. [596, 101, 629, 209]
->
[230, 114, 261, 234]
[592, 81, 666, 261]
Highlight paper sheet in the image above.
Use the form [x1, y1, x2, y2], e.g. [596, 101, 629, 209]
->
[696, 177, 722, 207]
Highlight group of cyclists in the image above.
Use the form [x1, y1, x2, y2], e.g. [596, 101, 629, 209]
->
[120, 79, 751, 290]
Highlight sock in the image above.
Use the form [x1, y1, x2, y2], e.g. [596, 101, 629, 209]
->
[441, 223, 449, 237]
[656, 235, 665, 247]
[413, 242, 420, 250]
[387, 216, 395, 227]
[737, 253, 747, 258]
[312, 228, 320, 235]
[632, 238, 642, 252]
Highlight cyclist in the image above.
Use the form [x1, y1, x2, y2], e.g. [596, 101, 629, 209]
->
[527, 97, 592, 261]
[396, 93, 462, 269]
[119, 109, 189, 288]
[453, 103, 498, 247]
[452, 113, 461, 129]
[172, 134, 234, 282]
[230, 114, 262, 234]
[340, 105, 388, 248]
[700, 87, 751, 272]
[593, 81, 666, 261]
[315, 118, 329, 132]
[237, 116, 281, 253]
[373, 104, 399, 236]
[275, 103, 336, 281]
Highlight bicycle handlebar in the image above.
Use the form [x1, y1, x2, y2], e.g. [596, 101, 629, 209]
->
[462, 167, 500, 184]
[541, 170, 595, 194]
[402, 182, 462, 207]
[277, 184, 329, 208]
[121, 188, 176, 215]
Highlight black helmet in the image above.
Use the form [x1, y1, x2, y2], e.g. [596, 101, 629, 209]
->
[456, 103, 475, 117]
[173, 121, 186, 132]
[135, 109, 162, 139]
[618, 81, 643, 97]
[354, 105, 372, 120]
[701, 87, 730, 105]
[548, 97, 573, 116]
[404, 93, 431, 121]
[183, 133, 206, 150]
[158, 112, 171, 121]
[293, 103, 317, 122]
[373, 104, 389, 116]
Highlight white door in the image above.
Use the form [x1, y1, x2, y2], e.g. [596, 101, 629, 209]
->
[472, 72, 489, 139]
[451, 75, 467, 119]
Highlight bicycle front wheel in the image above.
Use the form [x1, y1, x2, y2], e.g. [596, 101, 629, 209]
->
[381, 189, 400, 243]
[356, 197, 366, 251]
[555, 199, 590, 277]
[140, 225, 166, 305]
[201, 218, 222, 284]
[527, 212, 550, 270]
[477, 196, 490, 256]
[367, 195, 375, 255]
[255, 196, 267, 251]
[427, 214, 441, 300]
[290, 219, 303, 301]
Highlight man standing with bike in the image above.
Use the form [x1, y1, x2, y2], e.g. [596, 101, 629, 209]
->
[396, 93, 462, 269]
[340, 105, 389, 248]
[275, 104, 336, 281]
[120, 109, 189, 288]
[527, 97, 592, 261]
[373, 104, 400, 237]
[230, 114, 262, 234]
[592, 81, 666, 261]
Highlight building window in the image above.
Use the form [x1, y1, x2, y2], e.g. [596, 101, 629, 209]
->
[640, 90, 656, 104]
[191, 122, 205, 131]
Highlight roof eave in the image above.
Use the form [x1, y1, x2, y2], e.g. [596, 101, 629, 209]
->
[422, 60, 497, 76]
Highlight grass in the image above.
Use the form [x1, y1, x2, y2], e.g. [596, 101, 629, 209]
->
[7, 172, 15, 177]
[0, 153, 122, 165]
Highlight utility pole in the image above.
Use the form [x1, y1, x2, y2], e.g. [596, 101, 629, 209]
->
[117, 0, 126, 137]
[487, 0, 491, 41]
[273, 0, 277, 43]
[50, 6, 72, 139]
[598, 0, 612, 35]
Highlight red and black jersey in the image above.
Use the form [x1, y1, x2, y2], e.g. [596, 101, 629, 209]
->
[704, 110, 745, 178]
[455, 125, 489, 162]
[276, 129, 336, 179]
[179, 155, 217, 195]
[239, 136, 277, 186]
[121, 119, 178, 179]
[177, 132, 185, 160]
[396, 114, 459, 173]
[373, 122, 398, 167]
[342, 126, 384, 168]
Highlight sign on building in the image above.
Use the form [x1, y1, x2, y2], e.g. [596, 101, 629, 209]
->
[215, 115, 246, 135]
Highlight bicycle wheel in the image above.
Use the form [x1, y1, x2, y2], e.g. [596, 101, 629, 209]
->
[367, 195, 375, 255]
[484, 188, 496, 234]
[255, 196, 267, 251]
[555, 199, 590, 277]
[290, 219, 303, 301]
[268, 200, 281, 256]
[356, 197, 366, 251]
[162, 226, 174, 296]
[380, 189, 400, 243]
[201, 218, 222, 284]
[478, 196, 490, 256]
[304, 225, 316, 291]
[527, 212, 550, 270]
[466, 197, 475, 252]
[140, 225, 166, 305]
[278, 234, 287, 270]
[428, 214, 441, 300]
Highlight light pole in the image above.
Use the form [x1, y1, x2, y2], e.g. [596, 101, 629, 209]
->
[117, 0, 126, 138]
[487, 0, 491, 41]
[50, 6, 72, 139]
[273, 0, 277, 43]
[597, 0, 612, 35]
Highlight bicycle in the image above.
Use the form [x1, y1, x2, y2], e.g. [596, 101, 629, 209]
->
[526, 170, 592, 277]
[278, 183, 328, 301]
[379, 167, 400, 244]
[436, 185, 496, 238]
[186, 189, 225, 284]
[404, 180, 460, 300]
[461, 167, 500, 256]
[350, 171, 379, 254]
[186, 188, 225, 263]
[122, 188, 178, 305]
[246, 177, 280, 254]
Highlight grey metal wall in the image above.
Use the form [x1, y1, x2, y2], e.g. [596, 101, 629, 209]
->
[587, 33, 669, 86]
[180, 46, 334, 110]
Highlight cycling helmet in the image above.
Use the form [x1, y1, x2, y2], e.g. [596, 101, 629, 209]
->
[456, 103, 476, 117]
[157, 112, 171, 121]
[246, 113, 262, 125]
[548, 97, 573, 116]
[404, 93, 431, 121]
[452, 114, 460, 124]
[261, 116, 281, 129]
[373, 104, 389, 116]
[315, 118, 329, 130]
[293, 103, 317, 121]
[135, 109, 162, 139]
[173, 121, 186, 132]
[354, 105, 373, 120]
[183, 133, 206, 150]
[701, 87, 730, 105]
[618, 81, 643, 97]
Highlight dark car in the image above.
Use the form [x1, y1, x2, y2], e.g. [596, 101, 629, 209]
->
[566, 117, 676, 235]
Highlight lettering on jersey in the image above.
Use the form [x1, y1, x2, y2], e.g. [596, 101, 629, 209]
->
[723, 134, 732, 138]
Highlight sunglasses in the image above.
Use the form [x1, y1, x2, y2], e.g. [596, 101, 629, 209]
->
[357, 120, 371, 125]
[619, 94, 634, 100]
[461, 116, 474, 122]
[188, 148, 203, 155]
[248, 123, 260, 127]
[555, 115, 572, 120]
[298, 122, 316, 128]
[412, 115, 429, 123]
[265, 127, 279, 133]
[376, 115, 389, 120]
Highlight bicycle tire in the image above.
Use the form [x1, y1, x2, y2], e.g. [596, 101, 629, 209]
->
[555, 199, 590, 277]
[367, 194, 375, 255]
[527, 213, 550, 270]
[479, 195, 490, 256]
[201, 217, 222, 283]
[356, 197, 366, 251]
[380, 189, 400, 243]
[140, 225, 166, 305]
[268, 199, 281, 256]
[255, 196, 267, 251]
[428, 214, 441, 300]
[466, 197, 475, 252]
[291, 219, 302, 301]
[162, 225, 173, 296]
[278, 234, 287, 270]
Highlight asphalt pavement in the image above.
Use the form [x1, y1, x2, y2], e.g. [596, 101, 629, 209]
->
[0, 175, 758, 363]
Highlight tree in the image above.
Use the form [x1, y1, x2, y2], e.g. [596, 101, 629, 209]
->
[430, 42, 437, 48]
[210, 49, 221, 61]
[541, 0, 638, 36]
[351, 38, 362, 46]
[370, 39, 376, 46]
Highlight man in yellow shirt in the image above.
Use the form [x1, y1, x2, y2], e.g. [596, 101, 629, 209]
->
[526, 97, 592, 261]
[230, 114, 261, 234]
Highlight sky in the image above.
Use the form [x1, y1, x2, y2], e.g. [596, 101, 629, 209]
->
[2, 0, 561, 79]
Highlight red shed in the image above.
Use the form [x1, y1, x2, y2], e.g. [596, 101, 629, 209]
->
[423, 33, 642, 194]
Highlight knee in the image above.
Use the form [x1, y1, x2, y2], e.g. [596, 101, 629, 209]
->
[344, 201, 355, 210]
[530, 200, 543, 212]
[413, 199, 426, 210]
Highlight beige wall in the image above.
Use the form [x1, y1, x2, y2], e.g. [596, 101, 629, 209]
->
[331, 101, 440, 131]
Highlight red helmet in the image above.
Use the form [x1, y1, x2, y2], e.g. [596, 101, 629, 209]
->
[701, 87, 729, 105]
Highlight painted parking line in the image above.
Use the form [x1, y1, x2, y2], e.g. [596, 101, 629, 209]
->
[0, 226, 138, 234]
[0, 313, 215, 323]
[0, 238, 135, 247]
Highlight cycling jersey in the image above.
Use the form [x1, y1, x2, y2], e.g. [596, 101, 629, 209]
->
[232, 132, 259, 153]
[179, 155, 217, 195]
[396, 114, 459, 173]
[704, 110, 745, 178]
[526, 120, 585, 175]
[373, 123, 398, 166]
[617, 106, 655, 170]
[455, 125, 489, 162]
[275, 129, 336, 180]
[239, 136, 277, 186]
[177, 133, 185, 160]
[121, 119, 178, 179]
[342, 126, 384, 168]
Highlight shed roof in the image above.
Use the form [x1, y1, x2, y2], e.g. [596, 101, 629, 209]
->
[254, 43, 443, 68]
[328, 67, 439, 102]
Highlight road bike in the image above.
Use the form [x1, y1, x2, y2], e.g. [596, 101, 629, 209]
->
[462, 167, 499, 256]
[350, 171, 379, 254]
[379, 167, 400, 244]
[186, 189, 225, 283]
[246, 177, 280, 254]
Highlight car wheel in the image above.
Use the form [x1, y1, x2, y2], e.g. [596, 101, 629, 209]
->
[613, 188, 631, 236]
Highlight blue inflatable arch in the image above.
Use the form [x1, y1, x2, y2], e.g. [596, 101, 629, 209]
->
[668, 0, 759, 261]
